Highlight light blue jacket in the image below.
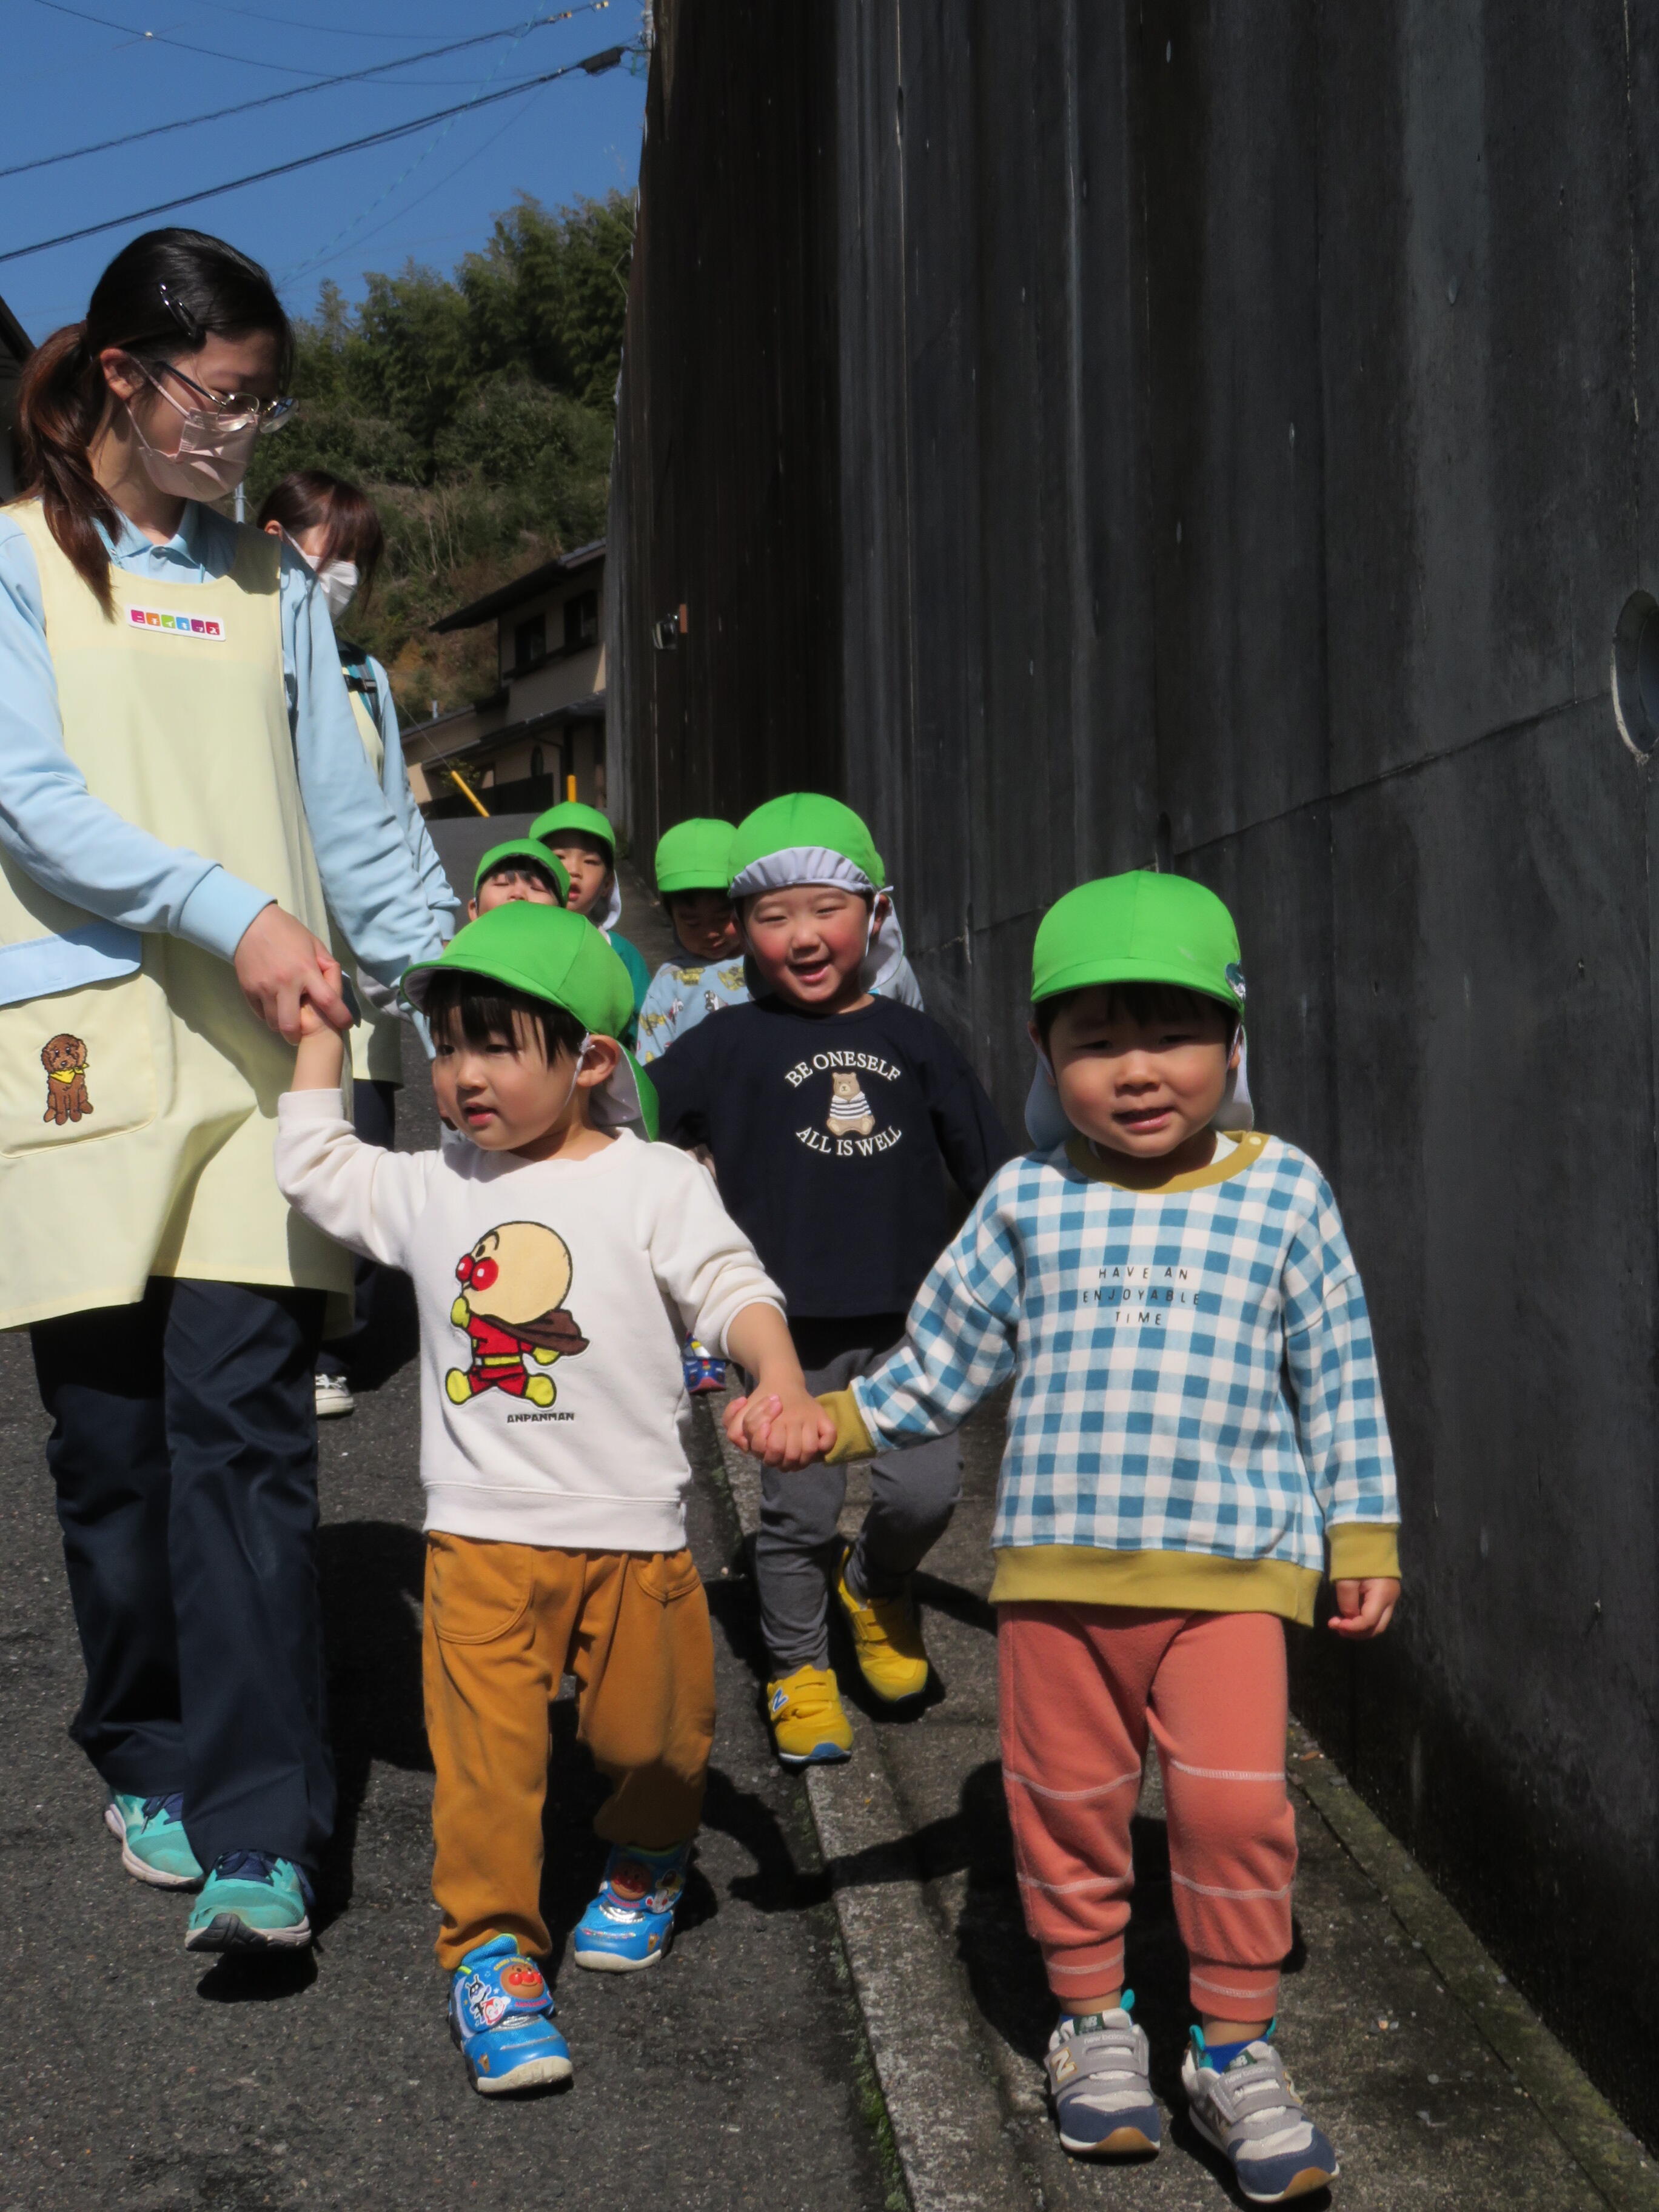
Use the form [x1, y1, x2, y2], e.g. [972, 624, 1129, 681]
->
[0, 502, 446, 988]
[337, 644, 460, 945]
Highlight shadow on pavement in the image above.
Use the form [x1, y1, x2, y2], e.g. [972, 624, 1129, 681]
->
[317, 1517, 431, 1924]
[195, 1948, 319, 2004]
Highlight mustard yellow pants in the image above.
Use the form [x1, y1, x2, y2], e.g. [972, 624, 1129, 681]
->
[423, 1532, 716, 1971]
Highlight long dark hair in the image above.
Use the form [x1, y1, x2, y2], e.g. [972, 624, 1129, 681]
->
[256, 470, 385, 606]
[13, 227, 292, 612]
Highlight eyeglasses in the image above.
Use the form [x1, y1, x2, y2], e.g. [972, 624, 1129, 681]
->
[121, 354, 297, 436]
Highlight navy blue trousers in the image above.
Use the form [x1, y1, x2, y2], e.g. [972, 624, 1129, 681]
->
[31, 1276, 333, 1871]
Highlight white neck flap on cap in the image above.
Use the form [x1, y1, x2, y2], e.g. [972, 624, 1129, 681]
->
[593, 875, 623, 936]
[1023, 1034, 1255, 1150]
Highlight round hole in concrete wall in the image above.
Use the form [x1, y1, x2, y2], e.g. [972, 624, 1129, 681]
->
[1611, 590, 1659, 759]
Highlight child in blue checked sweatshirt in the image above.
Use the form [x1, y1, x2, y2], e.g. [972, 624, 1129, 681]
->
[733, 871, 1401, 2205]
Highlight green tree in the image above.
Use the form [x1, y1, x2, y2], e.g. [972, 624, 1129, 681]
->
[244, 190, 633, 719]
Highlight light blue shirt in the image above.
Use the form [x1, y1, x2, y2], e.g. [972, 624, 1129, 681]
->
[0, 501, 446, 984]
[340, 647, 460, 944]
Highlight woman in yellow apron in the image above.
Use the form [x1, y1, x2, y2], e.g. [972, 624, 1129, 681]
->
[256, 469, 461, 1417]
[0, 230, 446, 1955]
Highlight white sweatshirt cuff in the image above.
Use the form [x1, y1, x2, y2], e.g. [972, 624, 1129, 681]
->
[714, 1295, 787, 1359]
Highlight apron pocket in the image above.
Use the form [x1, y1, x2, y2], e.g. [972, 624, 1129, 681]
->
[0, 973, 158, 1155]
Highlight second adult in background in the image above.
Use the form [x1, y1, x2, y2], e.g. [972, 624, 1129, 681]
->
[258, 471, 461, 1416]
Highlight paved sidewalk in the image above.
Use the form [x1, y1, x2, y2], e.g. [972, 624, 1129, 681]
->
[709, 1395, 1654, 2211]
[0, 956, 894, 2210]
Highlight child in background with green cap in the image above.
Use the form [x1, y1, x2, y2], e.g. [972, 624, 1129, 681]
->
[529, 799, 651, 1039]
[467, 838, 570, 919]
[637, 817, 748, 1065]
[637, 817, 748, 1398]
[275, 902, 830, 2098]
[736, 871, 1401, 2204]
[652, 793, 1011, 1769]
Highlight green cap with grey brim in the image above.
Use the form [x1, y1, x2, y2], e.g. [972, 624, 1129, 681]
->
[654, 817, 736, 896]
[472, 839, 571, 904]
[726, 793, 916, 997]
[530, 800, 622, 934]
[401, 902, 657, 1139]
[1025, 871, 1252, 1146]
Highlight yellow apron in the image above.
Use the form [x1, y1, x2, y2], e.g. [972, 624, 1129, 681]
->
[335, 679, 407, 1087]
[0, 500, 352, 1328]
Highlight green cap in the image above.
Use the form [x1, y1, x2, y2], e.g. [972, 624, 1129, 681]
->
[402, 903, 657, 1139]
[654, 817, 736, 896]
[727, 793, 885, 897]
[1030, 872, 1246, 1017]
[472, 839, 570, 903]
[530, 800, 616, 865]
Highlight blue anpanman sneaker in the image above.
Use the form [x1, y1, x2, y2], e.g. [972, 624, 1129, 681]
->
[104, 1793, 203, 1889]
[1182, 2028, 1339, 2203]
[184, 1854, 313, 1953]
[449, 1936, 572, 2095]
[1044, 1994, 1162, 2157]
[572, 1842, 691, 1971]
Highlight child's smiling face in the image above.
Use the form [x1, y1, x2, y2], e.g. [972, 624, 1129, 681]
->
[742, 884, 873, 1013]
[668, 890, 741, 960]
[1037, 985, 1237, 1165]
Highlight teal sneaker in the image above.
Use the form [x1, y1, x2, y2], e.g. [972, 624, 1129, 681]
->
[104, 1793, 203, 1890]
[184, 1853, 313, 1953]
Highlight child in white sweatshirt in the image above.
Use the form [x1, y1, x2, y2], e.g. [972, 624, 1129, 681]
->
[276, 901, 828, 2098]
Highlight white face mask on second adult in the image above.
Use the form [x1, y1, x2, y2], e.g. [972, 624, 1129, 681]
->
[313, 561, 359, 619]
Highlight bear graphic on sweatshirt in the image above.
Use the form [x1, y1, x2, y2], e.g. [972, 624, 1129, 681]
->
[825, 1070, 876, 1138]
[446, 1221, 589, 1408]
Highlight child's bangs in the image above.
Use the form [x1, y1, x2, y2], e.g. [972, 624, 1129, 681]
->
[483, 859, 563, 898]
[424, 971, 585, 1061]
[1038, 980, 1235, 1039]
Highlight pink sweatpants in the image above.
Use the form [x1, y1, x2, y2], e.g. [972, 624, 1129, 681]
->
[999, 1604, 1296, 2019]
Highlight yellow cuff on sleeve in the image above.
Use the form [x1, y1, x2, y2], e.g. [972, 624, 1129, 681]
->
[819, 1389, 877, 1464]
[1327, 1522, 1401, 1583]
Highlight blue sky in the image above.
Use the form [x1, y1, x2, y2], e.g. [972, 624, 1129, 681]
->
[1, 0, 648, 343]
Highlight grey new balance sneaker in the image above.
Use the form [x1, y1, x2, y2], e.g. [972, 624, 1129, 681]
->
[1044, 1996, 1162, 2157]
[1182, 2032, 1338, 2203]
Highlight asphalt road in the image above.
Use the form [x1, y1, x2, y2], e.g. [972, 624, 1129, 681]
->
[0, 956, 895, 2211]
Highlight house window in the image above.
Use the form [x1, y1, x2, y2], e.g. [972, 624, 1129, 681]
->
[531, 745, 545, 780]
[564, 591, 598, 651]
[514, 613, 546, 672]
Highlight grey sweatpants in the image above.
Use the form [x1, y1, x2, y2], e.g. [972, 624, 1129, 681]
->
[756, 1322, 962, 1675]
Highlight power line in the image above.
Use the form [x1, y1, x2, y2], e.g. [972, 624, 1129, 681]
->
[0, 5, 609, 183]
[0, 43, 638, 266]
[28, 0, 356, 78]
[207, 0, 463, 39]
[278, 1, 548, 282]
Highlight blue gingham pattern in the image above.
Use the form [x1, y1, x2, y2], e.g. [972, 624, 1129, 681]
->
[851, 1138, 1398, 1570]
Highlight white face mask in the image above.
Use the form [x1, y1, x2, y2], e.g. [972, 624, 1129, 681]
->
[313, 560, 358, 619]
[282, 532, 358, 620]
[129, 401, 259, 502]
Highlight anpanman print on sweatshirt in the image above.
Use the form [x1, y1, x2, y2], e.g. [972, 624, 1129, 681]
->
[445, 1222, 590, 1409]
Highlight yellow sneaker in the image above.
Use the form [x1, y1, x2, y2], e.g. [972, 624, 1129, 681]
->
[765, 1664, 853, 1768]
[835, 1545, 930, 1702]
